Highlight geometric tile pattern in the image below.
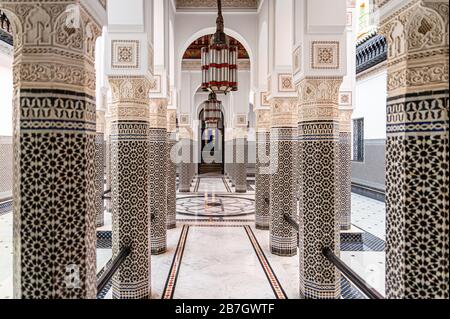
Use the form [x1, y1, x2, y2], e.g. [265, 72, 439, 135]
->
[298, 78, 342, 299]
[269, 128, 298, 257]
[166, 133, 177, 229]
[149, 129, 167, 255]
[5, 0, 102, 299]
[338, 132, 352, 230]
[176, 195, 255, 217]
[385, 91, 449, 299]
[311, 41, 340, 70]
[255, 133, 270, 230]
[111, 121, 151, 299]
[16, 89, 98, 299]
[179, 139, 193, 192]
[381, 1, 449, 299]
[95, 133, 105, 227]
[234, 138, 247, 193]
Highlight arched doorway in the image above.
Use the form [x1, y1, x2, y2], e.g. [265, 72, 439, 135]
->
[198, 108, 225, 175]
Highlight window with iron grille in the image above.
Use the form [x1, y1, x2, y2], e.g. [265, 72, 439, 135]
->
[353, 118, 364, 162]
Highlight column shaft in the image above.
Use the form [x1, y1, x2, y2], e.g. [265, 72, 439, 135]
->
[149, 99, 168, 255]
[338, 110, 352, 230]
[298, 78, 342, 299]
[166, 110, 177, 229]
[95, 132, 105, 227]
[235, 133, 247, 193]
[4, 2, 101, 298]
[380, 1, 449, 299]
[255, 109, 271, 229]
[269, 98, 298, 257]
[179, 133, 192, 193]
[109, 77, 151, 299]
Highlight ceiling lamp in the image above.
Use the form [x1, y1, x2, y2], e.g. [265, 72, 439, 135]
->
[201, 0, 238, 95]
[203, 92, 222, 129]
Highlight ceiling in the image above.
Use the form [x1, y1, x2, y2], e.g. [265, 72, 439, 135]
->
[183, 34, 249, 59]
[175, 0, 260, 11]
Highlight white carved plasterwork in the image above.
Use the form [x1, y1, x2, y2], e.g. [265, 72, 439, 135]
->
[255, 109, 270, 131]
[149, 98, 168, 129]
[260, 92, 270, 107]
[235, 114, 248, 127]
[1, 2, 102, 95]
[378, 1, 449, 96]
[339, 91, 353, 106]
[270, 97, 298, 128]
[278, 74, 296, 93]
[96, 110, 106, 134]
[149, 75, 161, 93]
[108, 76, 151, 121]
[339, 109, 353, 133]
[297, 78, 342, 123]
[112, 40, 140, 69]
[167, 109, 177, 133]
[179, 113, 190, 126]
[311, 41, 340, 70]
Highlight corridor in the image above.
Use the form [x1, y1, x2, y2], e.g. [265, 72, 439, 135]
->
[0, 0, 447, 301]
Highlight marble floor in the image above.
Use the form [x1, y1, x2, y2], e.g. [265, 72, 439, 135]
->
[0, 175, 386, 299]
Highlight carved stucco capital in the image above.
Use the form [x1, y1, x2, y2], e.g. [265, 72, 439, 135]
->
[297, 77, 343, 123]
[270, 97, 299, 128]
[1, 2, 101, 95]
[149, 98, 168, 129]
[108, 76, 151, 121]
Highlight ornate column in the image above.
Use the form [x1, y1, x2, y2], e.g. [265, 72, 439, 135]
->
[109, 77, 151, 299]
[178, 127, 192, 193]
[378, 0, 449, 299]
[149, 98, 168, 255]
[96, 109, 106, 227]
[235, 127, 247, 193]
[166, 109, 177, 229]
[338, 109, 352, 230]
[255, 109, 271, 230]
[298, 78, 342, 299]
[1, 1, 102, 298]
[105, 102, 112, 215]
[269, 97, 298, 257]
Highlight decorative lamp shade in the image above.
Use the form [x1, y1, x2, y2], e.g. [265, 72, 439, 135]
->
[203, 93, 222, 129]
[200, 0, 238, 95]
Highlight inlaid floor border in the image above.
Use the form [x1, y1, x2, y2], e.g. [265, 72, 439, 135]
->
[162, 224, 287, 300]
[222, 177, 232, 193]
[193, 178, 201, 193]
[0, 200, 12, 216]
[244, 225, 288, 299]
[162, 225, 190, 299]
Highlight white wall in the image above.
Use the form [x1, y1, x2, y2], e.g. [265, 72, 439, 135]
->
[0, 52, 13, 137]
[354, 70, 387, 140]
